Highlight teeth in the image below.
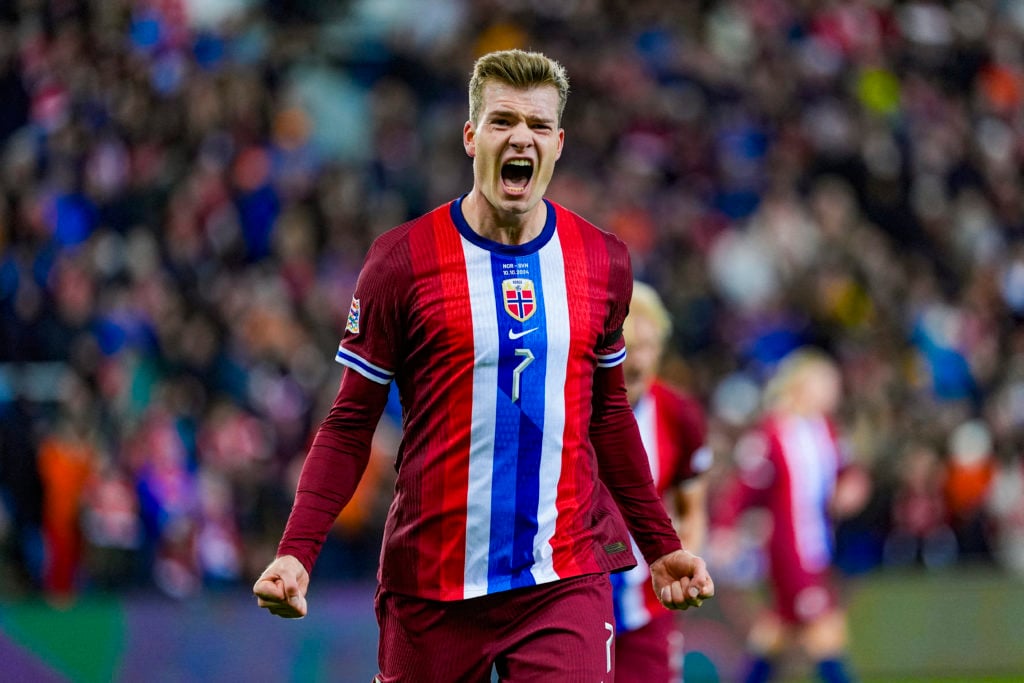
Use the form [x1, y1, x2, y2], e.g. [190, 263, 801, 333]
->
[507, 159, 532, 167]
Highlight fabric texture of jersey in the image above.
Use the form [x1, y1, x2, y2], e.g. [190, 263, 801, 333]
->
[335, 197, 640, 601]
[610, 381, 711, 632]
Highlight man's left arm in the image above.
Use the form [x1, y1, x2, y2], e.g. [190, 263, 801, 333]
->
[590, 363, 714, 609]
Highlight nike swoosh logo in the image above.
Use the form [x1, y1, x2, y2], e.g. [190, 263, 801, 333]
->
[508, 327, 538, 340]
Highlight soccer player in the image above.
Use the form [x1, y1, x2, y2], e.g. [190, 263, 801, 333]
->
[722, 348, 865, 683]
[613, 281, 713, 683]
[253, 49, 714, 682]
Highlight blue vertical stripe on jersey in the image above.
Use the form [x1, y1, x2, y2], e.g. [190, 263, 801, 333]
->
[487, 252, 547, 592]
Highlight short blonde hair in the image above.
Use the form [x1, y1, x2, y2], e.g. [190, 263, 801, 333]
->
[628, 280, 673, 343]
[468, 49, 570, 126]
[763, 347, 838, 410]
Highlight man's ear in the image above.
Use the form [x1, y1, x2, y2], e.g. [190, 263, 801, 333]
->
[463, 120, 476, 157]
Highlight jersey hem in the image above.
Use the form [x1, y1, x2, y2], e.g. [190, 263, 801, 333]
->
[380, 567, 614, 602]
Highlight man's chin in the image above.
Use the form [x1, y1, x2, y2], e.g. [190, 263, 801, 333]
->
[496, 190, 534, 210]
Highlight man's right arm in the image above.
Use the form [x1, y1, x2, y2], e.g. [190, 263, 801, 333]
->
[255, 227, 408, 617]
[275, 367, 392, 573]
[254, 368, 390, 618]
[275, 228, 407, 574]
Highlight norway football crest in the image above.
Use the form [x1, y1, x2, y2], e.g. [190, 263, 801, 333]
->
[502, 278, 537, 322]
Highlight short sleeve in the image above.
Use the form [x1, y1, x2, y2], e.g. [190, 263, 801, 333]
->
[335, 235, 409, 385]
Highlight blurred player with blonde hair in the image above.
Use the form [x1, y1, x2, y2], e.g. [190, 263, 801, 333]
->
[722, 348, 867, 683]
[613, 281, 713, 682]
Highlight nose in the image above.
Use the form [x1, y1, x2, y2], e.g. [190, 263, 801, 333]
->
[508, 122, 532, 150]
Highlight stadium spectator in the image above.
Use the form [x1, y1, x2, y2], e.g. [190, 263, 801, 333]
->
[987, 451, 1024, 577]
[943, 419, 997, 561]
[882, 440, 958, 570]
[37, 413, 95, 601]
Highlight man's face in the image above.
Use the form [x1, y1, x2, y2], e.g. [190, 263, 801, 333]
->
[803, 363, 842, 415]
[623, 312, 664, 406]
[464, 82, 564, 217]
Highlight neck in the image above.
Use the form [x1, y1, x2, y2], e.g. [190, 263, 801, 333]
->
[461, 191, 547, 245]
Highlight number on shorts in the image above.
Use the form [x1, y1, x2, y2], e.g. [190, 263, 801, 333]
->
[604, 622, 614, 673]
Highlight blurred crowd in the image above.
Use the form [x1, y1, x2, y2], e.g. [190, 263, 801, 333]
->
[3, 0, 1024, 602]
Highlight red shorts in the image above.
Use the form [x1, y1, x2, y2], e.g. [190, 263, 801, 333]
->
[375, 573, 616, 682]
[614, 613, 684, 683]
[773, 565, 838, 624]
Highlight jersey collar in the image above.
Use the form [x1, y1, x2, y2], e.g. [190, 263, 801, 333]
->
[450, 195, 556, 256]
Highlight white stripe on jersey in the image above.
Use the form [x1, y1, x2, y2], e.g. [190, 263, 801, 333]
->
[335, 346, 395, 384]
[530, 232, 569, 585]
[781, 416, 835, 573]
[596, 347, 626, 367]
[461, 239, 499, 598]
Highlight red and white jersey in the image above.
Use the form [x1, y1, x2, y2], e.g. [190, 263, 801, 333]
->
[335, 197, 638, 601]
[611, 382, 711, 632]
[734, 413, 843, 575]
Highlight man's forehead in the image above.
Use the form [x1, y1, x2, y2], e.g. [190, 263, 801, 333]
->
[480, 82, 560, 113]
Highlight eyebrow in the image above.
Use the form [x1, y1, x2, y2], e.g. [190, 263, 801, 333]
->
[487, 108, 557, 125]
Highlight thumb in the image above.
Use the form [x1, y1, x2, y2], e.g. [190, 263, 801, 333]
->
[283, 575, 303, 600]
[278, 563, 308, 610]
[287, 590, 308, 612]
[284, 581, 308, 617]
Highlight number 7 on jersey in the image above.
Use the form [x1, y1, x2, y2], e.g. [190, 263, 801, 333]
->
[511, 348, 535, 402]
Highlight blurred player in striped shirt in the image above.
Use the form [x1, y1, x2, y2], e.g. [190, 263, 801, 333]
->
[721, 349, 867, 683]
[612, 281, 713, 683]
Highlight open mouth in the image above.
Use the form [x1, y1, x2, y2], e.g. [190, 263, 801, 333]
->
[501, 159, 533, 195]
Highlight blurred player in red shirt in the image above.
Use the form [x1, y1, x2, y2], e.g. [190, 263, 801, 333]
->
[253, 49, 713, 682]
[722, 348, 867, 683]
[613, 281, 713, 683]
